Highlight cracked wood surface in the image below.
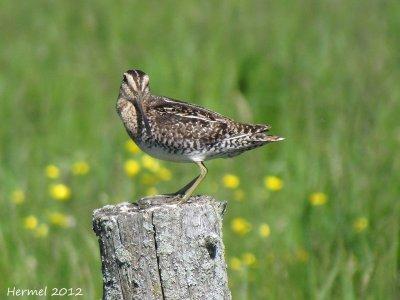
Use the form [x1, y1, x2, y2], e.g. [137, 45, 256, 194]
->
[92, 196, 231, 300]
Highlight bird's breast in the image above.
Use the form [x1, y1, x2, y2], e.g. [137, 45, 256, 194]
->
[117, 98, 139, 138]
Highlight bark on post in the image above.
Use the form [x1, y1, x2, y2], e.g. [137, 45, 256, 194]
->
[92, 196, 231, 300]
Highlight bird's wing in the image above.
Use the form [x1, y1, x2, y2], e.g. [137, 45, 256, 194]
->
[151, 96, 232, 123]
[147, 96, 269, 145]
[145, 96, 233, 144]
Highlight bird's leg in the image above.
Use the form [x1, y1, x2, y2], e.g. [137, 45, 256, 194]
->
[139, 175, 199, 203]
[179, 162, 207, 203]
[138, 176, 200, 206]
[138, 162, 207, 207]
[171, 175, 200, 196]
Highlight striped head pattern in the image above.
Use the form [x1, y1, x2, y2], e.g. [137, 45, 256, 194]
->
[120, 69, 150, 99]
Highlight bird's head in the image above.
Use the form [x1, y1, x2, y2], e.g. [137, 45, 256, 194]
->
[119, 69, 150, 101]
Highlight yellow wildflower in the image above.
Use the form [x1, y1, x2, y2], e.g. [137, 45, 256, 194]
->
[295, 248, 309, 263]
[124, 159, 141, 177]
[264, 176, 283, 191]
[72, 161, 90, 175]
[353, 217, 368, 233]
[222, 174, 240, 189]
[24, 215, 38, 230]
[125, 140, 140, 154]
[231, 217, 251, 235]
[259, 223, 271, 238]
[35, 224, 49, 238]
[142, 155, 160, 172]
[49, 184, 71, 201]
[45, 164, 60, 179]
[158, 167, 172, 181]
[48, 212, 69, 228]
[11, 189, 25, 204]
[233, 189, 244, 201]
[146, 187, 159, 196]
[229, 257, 242, 271]
[309, 192, 327, 206]
[242, 252, 256, 266]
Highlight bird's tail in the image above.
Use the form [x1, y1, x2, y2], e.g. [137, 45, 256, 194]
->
[248, 124, 284, 143]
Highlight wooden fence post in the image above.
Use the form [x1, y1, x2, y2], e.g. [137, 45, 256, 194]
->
[92, 195, 231, 300]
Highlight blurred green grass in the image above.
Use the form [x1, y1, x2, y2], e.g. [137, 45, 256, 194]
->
[1, 0, 400, 299]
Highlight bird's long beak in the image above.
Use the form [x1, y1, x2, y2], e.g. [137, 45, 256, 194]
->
[134, 94, 151, 135]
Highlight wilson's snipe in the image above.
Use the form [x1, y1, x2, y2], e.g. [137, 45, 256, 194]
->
[117, 69, 284, 203]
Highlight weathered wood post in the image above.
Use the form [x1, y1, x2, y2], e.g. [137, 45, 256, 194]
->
[92, 195, 231, 300]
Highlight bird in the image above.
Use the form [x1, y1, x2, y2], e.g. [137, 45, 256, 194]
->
[116, 69, 284, 203]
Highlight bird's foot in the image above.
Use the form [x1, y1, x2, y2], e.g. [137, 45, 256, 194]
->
[178, 193, 191, 204]
[137, 194, 181, 209]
